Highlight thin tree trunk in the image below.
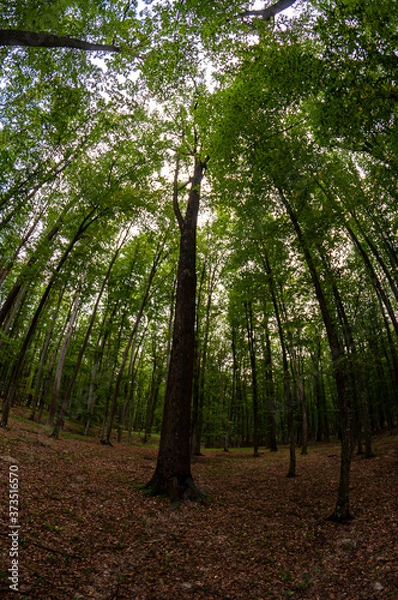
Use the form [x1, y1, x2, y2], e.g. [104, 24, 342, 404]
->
[312, 340, 330, 442]
[0, 284, 28, 356]
[290, 348, 308, 456]
[51, 231, 129, 438]
[264, 322, 278, 451]
[322, 253, 374, 459]
[258, 247, 294, 473]
[0, 200, 50, 288]
[1, 150, 78, 222]
[192, 261, 217, 456]
[47, 292, 80, 427]
[244, 301, 260, 457]
[84, 356, 99, 436]
[118, 341, 142, 443]
[228, 324, 241, 451]
[191, 261, 206, 455]
[286, 386, 296, 477]
[278, 188, 352, 522]
[84, 305, 115, 436]
[0, 219, 62, 328]
[346, 224, 398, 337]
[1, 208, 103, 427]
[29, 288, 65, 421]
[99, 306, 128, 441]
[101, 241, 164, 445]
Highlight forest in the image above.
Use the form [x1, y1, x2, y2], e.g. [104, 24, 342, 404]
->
[0, 0, 398, 597]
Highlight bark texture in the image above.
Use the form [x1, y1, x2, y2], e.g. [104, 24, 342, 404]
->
[146, 156, 209, 501]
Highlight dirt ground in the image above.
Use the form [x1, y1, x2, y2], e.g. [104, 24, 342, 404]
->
[0, 409, 397, 600]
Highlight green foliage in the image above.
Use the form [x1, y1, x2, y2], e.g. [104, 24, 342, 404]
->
[0, 0, 397, 447]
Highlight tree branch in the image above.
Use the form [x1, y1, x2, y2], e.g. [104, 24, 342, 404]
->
[0, 29, 120, 52]
[239, 0, 299, 21]
[173, 157, 184, 231]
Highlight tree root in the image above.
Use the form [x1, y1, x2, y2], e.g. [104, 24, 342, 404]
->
[145, 474, 208, 506]
[326, 511, 354, 524]
[100, 439, 113, 446]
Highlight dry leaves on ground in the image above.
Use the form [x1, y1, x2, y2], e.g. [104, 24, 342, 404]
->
[0, 410, 397, 600]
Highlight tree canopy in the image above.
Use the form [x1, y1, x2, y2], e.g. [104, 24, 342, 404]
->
[0, 0, 397, 521]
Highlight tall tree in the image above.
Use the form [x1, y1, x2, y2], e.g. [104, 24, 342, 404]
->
[146, 152, 209, 501]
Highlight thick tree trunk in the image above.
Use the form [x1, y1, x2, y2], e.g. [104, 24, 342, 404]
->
[146, 155, 208, 501]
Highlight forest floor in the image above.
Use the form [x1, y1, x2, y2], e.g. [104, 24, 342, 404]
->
[0, 410, 397, 600]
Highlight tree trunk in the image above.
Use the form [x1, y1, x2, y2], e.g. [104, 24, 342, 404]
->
[0, 219, 62, 328]
[143, 352, 162, 443]
[244, 301, 260, 457]
[0, 200, 49, 289]
[289, 344, 308, 456]
[146, 155, 209, 501]
[29, 289, 65, 421]
[47, 292, 80, 427]
[347, 224, 398, 337]
[51, 233, 129, 438]
[312, 341, 330, 442]
[84, 356, 99, 436]
[264, 323, 278, 451]
[228, 324, 242, 451]
[191, 261, 206, 455]
[101, 242, 163, 445]
[278, 188, 352, 522]
[259, 247, 294, 473]
[192, 262, 217, 455]
[323, 254, 374, 459]
[118, 342, 141, 443]
[286, 388, 296, 478]
[0, 208, 102, 427]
